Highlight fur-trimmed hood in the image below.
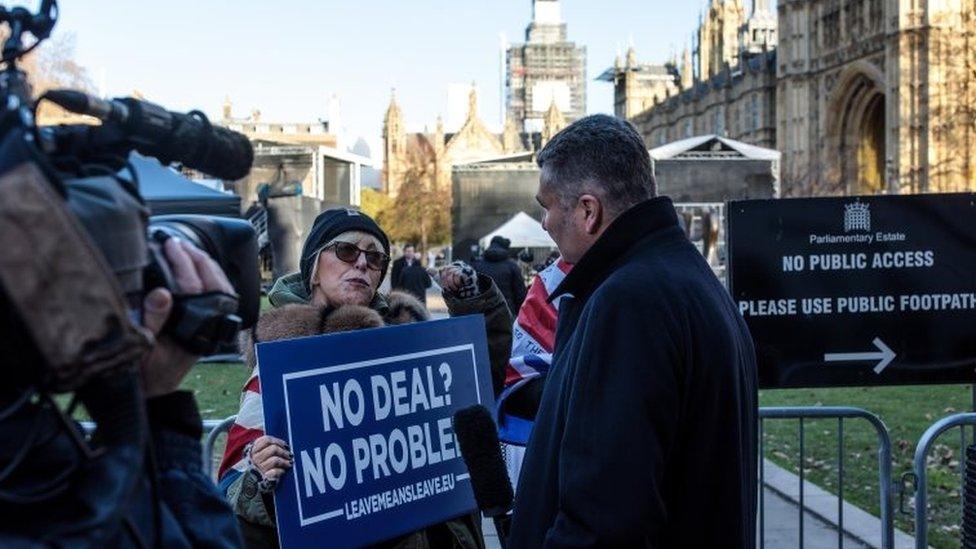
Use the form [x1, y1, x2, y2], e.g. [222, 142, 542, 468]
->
[242, 290, 430, 370]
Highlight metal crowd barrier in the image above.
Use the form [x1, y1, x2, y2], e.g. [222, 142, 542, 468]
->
[80, 417, 235, 479]
[197, 407, 899, 547]
[759, 406, 894, 549]
[905, 412, 976, 548]
[203, 416, 236, 477]
[91, 407, 908, 548]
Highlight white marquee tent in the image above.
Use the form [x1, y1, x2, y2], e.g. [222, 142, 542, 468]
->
[480, 211, 556, 249]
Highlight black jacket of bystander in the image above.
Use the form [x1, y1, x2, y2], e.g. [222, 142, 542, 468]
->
[472, 245, 526, 315]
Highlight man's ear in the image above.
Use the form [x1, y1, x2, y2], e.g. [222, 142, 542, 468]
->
[578, 194, 603, 235]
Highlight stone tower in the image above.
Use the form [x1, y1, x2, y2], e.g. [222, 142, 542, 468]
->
[502, 115, 522, 153]
[680, 45, 694, 90]
[597, 45, 682, 120]
[541, 98, 567, 147]
[697, 10, 711, 81]
[739, 0, 777, 55]
[432, 116, 450, 192]
[444, 86, 505, 164]
[382, 90, 407, 197]
[699, 0, 745, 79]
[433, 116, 445, 157]
[506, 0, 587, 132]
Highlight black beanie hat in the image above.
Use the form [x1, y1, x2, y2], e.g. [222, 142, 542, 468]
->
[300, 208, 391, 292]
[489, 235, 511, 250]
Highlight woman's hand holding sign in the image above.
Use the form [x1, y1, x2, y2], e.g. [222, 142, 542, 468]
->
[251, 435, 293, 485]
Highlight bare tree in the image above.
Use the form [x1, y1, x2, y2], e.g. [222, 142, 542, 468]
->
[962, 2, 976, 129]
[378, 149, 451, 259]
[960, 2, 976, 187]
[0, 28, 94, 121]
[928, 4, 976, 191]
[29, 32, 94, 94]
[780, 152, 847, 198]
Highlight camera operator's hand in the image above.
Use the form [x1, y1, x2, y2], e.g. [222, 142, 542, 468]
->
[141, 238, 234, 398]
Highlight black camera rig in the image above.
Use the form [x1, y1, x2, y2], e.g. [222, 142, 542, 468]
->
[0, 0, 260, 359]
[0, 0, 259, 520]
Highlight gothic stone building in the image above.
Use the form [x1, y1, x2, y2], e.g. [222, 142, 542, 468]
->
[626, 0, 778, 151]
[382, 88, 563, 198]
[631, 51, 778, 152]
[778, 0, 975, 195]
[597, 46, 682, 121]
[625, 0, 975, 196]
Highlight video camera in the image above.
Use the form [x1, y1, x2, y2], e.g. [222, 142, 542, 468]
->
[0, 0, 260, 385]
[0, 2, 265, 536]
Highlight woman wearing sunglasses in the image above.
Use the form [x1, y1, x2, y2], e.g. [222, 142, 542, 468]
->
[218, 208, 513, 549]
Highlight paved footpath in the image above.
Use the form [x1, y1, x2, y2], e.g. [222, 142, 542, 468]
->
[479, 487, 867, 549]
[759, 486, 868, 548]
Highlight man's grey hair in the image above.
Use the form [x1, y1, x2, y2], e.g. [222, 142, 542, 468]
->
[537, 114, 655, 218]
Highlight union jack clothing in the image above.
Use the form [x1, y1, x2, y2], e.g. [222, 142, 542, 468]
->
[216, 369, 263, 492]
[496, 258, 571, 445]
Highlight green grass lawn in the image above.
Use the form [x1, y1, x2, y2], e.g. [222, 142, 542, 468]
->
[179, 361, 252, 477]
[761, 385, 973, 548]
[180, 362, 251, 420]
[181, 355, 972, 547]
[179, 293, 269, 420]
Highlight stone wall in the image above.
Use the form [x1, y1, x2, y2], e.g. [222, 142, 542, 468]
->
[633, 0, 975, 196]
[632, 52, 778, 152]
[777, 0, 975, 195]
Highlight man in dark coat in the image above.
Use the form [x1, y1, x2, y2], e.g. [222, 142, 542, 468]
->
[399, 256, 432, 304]
[508, 115, 758, 548]
[391, 245, 430, 303]
[390, 243, 416, 290]
[472, 236, 527, 314]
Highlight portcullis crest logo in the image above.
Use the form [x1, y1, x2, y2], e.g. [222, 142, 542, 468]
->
[844, 200, 871, 233]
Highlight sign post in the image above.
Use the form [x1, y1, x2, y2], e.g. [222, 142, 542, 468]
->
[727, 193, 976, 389]
[257, 315, 495, 548]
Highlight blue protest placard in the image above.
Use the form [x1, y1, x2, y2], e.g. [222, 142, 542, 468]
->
[256, 315, 494, 548]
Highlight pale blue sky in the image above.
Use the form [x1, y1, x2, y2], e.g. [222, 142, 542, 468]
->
[47, 1, 748, 157]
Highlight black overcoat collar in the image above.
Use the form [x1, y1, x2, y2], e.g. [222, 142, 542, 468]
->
[549, 196, 680, 302]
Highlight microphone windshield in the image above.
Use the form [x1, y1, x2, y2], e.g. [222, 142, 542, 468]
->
[453, 405, 514, 517]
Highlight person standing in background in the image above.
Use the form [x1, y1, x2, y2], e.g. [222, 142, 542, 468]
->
[390, 243, 415, 290]
[398, 248, 432, 304]
[472, 235, 527, 314]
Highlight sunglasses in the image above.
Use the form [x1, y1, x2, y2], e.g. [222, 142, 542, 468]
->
[325, 241, 390, 271]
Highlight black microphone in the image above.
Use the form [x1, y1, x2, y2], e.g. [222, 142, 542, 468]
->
[44, 89, 254, 181]
[453, 405, 514, 549]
